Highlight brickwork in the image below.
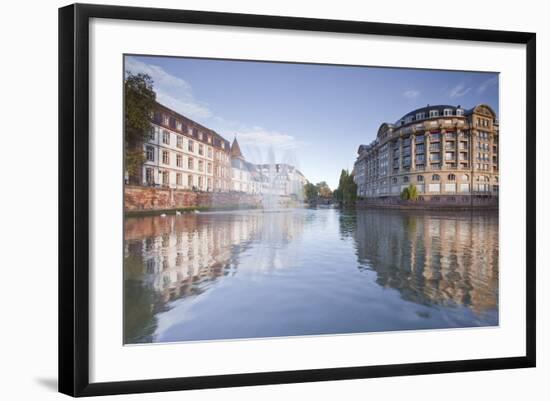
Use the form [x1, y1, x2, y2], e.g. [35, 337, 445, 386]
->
[124, 185, 261, 212]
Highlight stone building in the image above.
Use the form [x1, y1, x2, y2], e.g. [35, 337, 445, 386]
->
[354, 104, 499, 204]
[138, 102, 231, 192]
[129, 102, 308, 197]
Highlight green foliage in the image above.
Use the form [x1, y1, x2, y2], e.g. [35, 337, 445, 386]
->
[303, 182, 319, 202]
[334, 169, 357, 205]
[401, 184, 419, 201]
[125, 72, 156, 179]
[315, 181, 333, 198]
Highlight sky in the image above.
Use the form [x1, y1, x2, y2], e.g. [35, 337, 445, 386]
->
[125, 55, 499, 189]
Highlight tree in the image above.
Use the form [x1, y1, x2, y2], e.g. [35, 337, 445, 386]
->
[303, 182, 319, 202]
[400, 184, 419, 201]
[125, 72, 156, 184]
[334, 169, 357, 206]
[316, 181, 333, 198]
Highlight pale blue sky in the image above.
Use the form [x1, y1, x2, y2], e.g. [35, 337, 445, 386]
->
[126, 55, 499, 189]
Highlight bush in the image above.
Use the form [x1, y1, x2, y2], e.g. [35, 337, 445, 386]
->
[401, 184, 419, 201]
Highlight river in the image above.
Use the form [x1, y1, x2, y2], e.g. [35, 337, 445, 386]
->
[124, 207, 498, 344]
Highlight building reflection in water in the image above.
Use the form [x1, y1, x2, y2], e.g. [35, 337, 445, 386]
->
[124, 210, 306, 343]
[124, 208, 498, 344]
[347, 209, 498, 318]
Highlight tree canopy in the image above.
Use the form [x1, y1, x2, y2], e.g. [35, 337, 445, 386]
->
[124, 72, 156, 182]
[334, 169, 357, 205]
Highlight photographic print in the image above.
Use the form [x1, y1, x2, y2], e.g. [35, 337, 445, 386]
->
[123, 55, 499, 345]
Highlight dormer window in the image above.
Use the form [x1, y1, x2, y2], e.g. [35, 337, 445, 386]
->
[443, 109, 453, 116]
[429, 110, 439, 118]
[405, 115, 413, 124]
[456, 109, 464, 116]
[416, 112, 425, 120]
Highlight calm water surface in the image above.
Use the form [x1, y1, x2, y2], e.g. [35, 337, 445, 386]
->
[124, 208, 498, 344]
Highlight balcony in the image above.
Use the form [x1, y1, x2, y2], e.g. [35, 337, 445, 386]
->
[429, 145, 441, 152]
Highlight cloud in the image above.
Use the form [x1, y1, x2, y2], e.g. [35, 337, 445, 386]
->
[125, 56, 212, 119]
[477, 76, 498, 94]
[403, 89, 420, 99]
[125, 56, 303, 159]
[449, 83, 471, 98]
[236, 128, 306, 150]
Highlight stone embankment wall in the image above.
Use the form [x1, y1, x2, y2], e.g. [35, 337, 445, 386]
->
[356, 194, 498, 210]
[124, 185, 262, 212]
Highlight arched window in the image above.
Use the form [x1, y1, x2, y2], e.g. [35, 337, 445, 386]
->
[448, 174, 456, 181]
[432, 174, 440, 181]
[461, 174, 469, 181]
[417, 175, 424, 182]
[403, 176, 409, 183]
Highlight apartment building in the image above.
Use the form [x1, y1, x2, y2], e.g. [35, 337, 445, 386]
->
[354, 104, 499, 200]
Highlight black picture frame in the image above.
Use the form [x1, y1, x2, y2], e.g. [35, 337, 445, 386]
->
[59, 3, 536, 397]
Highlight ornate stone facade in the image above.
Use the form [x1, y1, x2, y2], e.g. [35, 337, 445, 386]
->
[354, 104, 499, 202]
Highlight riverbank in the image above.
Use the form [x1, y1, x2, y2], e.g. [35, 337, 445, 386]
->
[125, 185, 263, 213]
[355, 195, 498, 210]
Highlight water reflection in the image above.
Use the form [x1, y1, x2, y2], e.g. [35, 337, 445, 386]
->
[124, 208, 498, 344]
[346, 209, 498, 315]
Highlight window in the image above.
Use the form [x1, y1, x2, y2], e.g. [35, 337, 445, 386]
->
[392, 177, 397, 184]
[429, 110, 439, 118]
[162, 114, 169, 125]
[145, 168, 154, 185]
[176, 135, 183, 148]
[456, 109, 464, 116]
[417, 175, 424, 182]
[405, 115, 413, 123]
[188, 157, 194, 170]
[403, 176, 409, 183]
[176, 173, 182, 186]
[148, 126, 155, 141]
[176, 154, 183, 167]
[188, 140, 194, 152]
[416, 112, 425, 120]
[198, 144, 204, 156]
[444, 183, 456, 192]
[461, 174, 469, 181]
[198, 160, 204, 172]
[443, 109, 453, 116]
[162, 170, 169, 185]
[198, 176, 203, 188]
[162, 130, 170, 145]
[207, 178, 212, 190]
[432, 174, 440, 181]
[448, 174, 456, 181]
[207, 162, 212, 174]
[146, 146, 154, 162]
[162, 150, 170, 165]
[188, 175, 193, 188]
[208, 147, 213, 158]
[168, 116, 177, 129]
